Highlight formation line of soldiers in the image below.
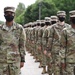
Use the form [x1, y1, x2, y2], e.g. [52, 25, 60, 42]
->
[24, 10, 75, 75]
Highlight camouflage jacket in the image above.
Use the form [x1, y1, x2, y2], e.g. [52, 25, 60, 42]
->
[47, 23, 70, 53]
[0, 22, 26, 63]
[60, 26, 75, 63]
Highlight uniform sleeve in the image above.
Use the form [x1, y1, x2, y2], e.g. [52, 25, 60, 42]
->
[42, 28, 48, 50]
[47, 27, 54, 52]
[60, 30, 66, 63]
[19, 27, 26, 62]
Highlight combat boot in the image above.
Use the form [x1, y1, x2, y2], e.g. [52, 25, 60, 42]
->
[39, 62, 43, 68]
[41, 66, 47, 74]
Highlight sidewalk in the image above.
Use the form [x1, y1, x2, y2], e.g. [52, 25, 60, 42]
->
[21, 51, 48, 75]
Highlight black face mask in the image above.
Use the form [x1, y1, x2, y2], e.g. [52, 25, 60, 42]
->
[4, 15, 14, 22]
[58, 16, 65, 22]
[45, 22, 50, 26]
[41, 23, 45, 27]
[37, 23, 40, 26]
[51, 21, 56, 24]
[70, 17, 75, 24]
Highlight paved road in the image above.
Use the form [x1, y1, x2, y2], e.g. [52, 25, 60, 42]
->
[21, 51, 48, 75]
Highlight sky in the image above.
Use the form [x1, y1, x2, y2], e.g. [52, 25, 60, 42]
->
[0, 0, 36, 21]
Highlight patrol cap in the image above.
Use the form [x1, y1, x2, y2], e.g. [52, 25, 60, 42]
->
[50, 16, 58, 21]
[45, 17, 50, 20]
[69, 10, 75, 17]
[36, 20, 41, 23]
[57, 11, 66, 16]
[36, 20, 41, 25]
[4, 6, 15, 13]
[40, 20, 45, 24]
[45, 17, 51, 22]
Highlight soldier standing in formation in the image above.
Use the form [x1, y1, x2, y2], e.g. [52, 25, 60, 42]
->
[60, 10, 75, 75]
[0, 6, 26, 75]
[24, 10, 75, 75]
[46, 11, 70, 75]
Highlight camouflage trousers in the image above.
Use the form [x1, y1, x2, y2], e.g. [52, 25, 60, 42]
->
[41, 54, 47, 66]
[61, 63, 75, 75]
[0, 62, 20, 75]
[52, 54, 61, 75]
[47, 56, 53, 75]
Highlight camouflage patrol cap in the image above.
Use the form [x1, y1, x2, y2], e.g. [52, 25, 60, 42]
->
[40, 20, 45, 25]
[69, 10, 75, 17]
[28, 22, 33, 26]
[50, 16, 58, 21]
[40, 20, 45, 23]
[36, 20, 40, 21]
[36, 20, 41, 25]
[45, 17, 51, 22]
[45, 17, 50, 20]
[57, 11, 66, 16]
[4, 6, 15, 13]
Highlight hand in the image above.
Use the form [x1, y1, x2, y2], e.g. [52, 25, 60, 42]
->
[20, 62, 24, 68]
[43, 50, 47, 55]
[38, 46, 41, 50]
[47, 53, 51, 57]
[61, 63, 65, 69]
[32, 41, 34, 44]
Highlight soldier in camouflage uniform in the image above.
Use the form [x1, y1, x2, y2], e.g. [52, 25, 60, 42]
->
[47, 11, 70, 75]
[42, 17, 51, 74]
[26, 22, 32, 54]
[30, 22, 37, 57]
[28, 22, 34, 56]
[51, 16, 58, 25]
[44, 16, 58, 75]
[36, 20, 45, 68]
[24, 23, 29, 52]
[35, 20, 41, 62]
[0, 6, 26, 75]
[60, 10, 75, 75]
[31, 22, 37, 59]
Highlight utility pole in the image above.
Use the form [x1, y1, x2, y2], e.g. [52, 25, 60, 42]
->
[39, 0, 42, 20]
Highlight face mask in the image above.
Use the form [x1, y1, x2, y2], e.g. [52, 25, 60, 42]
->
[70, 17, 75, 24]
[4, 15, 14, 22]
[41, 23, 45, 27]
[45, 22, 50, 25]
[37, 23, 40, 26]
[58, 16, 65, 22]
[51, 21, 56, 24]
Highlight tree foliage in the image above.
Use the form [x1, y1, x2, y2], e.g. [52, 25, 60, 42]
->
[15, 0, 75, 24]
[52, 0, 75, 23]
[24, 0, 58, 24]
[14, 2, 25, 25]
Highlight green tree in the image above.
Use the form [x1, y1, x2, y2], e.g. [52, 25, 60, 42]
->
[24, 0, 58, 24]
[14, 2, 25, 25]
[15, 2, 25, 17]
[52, 0, 75, 23]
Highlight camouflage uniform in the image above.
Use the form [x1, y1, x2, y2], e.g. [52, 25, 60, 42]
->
[42, 17, 51, 74]
[46, 16, 58, 75]
[0, 22, 26, 75]
[35, 20, 41, 62]
[36, 20, 45, 68]
[47, 11, 70, 75]
[60, 10, 75, 75]
[24, 24, 29, 52]
[27, 23, 32, 53]
[0, 7, 26, 75]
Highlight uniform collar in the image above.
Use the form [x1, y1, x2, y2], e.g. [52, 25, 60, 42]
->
[2, 22, 17, 31]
